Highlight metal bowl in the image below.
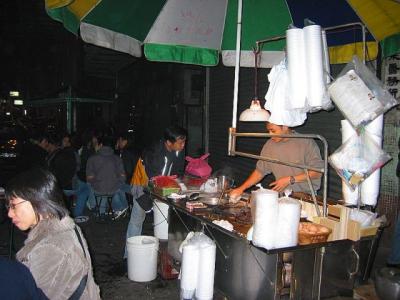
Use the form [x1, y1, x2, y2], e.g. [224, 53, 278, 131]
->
[199, 197, 227, 206]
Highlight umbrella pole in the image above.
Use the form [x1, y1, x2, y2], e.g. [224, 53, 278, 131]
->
[231, 0, 242, 129]
[228, 0, 242, 155]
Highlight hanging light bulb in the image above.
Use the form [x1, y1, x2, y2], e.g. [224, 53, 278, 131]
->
[239, 49, 270, 122]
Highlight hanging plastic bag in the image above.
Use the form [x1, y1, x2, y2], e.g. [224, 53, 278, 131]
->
[328, 131, 391, 190]
[185, 153, 212, 179]
[328, 55, 399, 129]
[130, 158, 148, 186]
[179, 232, 216, 300]
[264, 60, 307, 126]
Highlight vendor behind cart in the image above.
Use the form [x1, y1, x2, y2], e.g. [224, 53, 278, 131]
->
[230, 121, 323, 200]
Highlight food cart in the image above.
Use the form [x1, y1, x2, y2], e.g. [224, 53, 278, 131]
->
[151, 132, 382, 299]
[144, 73, 385, 299]
[153, 192, 380, 299]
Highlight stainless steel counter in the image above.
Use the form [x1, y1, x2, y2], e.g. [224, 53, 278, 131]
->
[153, 194, 376, 300]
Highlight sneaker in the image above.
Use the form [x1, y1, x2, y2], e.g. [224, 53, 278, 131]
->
[113, 207, 129, 220]
[74, 215, 89, 223]
[86, 201, 95, 211]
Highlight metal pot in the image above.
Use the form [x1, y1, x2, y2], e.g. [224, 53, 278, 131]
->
[217, 175, 234, 191]
[375, 267, 400, 300]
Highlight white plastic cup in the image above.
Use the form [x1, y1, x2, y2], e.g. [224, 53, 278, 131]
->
[126, 236, 159, 282]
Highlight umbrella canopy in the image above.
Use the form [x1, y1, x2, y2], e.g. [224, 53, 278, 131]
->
[46, 0, 290, 68]
[46, 0, 400, 67]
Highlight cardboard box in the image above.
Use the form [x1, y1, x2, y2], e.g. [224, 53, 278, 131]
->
[312, 204, 379, 241]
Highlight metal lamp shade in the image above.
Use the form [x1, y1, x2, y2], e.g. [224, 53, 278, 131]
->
[239, 100, 270, 122]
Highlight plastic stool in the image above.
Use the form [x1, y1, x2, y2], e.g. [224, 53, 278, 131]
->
[94, 194, 114, 218]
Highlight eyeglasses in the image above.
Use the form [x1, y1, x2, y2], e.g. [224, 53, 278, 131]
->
[5, 200, 27, 210]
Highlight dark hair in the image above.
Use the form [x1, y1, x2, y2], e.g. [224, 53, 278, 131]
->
[47, 133, 60, 146]
[61, 132, 71, 142]
[5, 168, 68, 221]
[97, 135, 115, 148]
[117, 133, 134, 149]
[164, 125, 187, 143]
[117, 132, 130, 140]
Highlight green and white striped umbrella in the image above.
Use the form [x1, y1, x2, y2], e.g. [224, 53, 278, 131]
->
[46, 0, 290, 68]
[47, 0, 400, 67]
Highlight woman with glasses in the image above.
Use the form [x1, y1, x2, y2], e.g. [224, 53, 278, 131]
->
[5, 168, 100, 300]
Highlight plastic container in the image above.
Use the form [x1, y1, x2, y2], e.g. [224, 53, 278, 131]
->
[126, 236, 159, 282]
[153, 200, 169, 240]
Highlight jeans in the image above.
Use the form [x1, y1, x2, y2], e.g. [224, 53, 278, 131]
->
[388, 217, 400, 264]
[95, 190, 128, 214]
[64, 179, 90, 217]
[120, 183, 132, 194]
[124, 185, 146, 258]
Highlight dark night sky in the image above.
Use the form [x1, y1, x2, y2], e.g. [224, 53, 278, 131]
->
[0, 1, 135, 101]
[0, 1, 73, 99]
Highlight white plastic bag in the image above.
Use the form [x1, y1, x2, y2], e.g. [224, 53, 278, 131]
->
[275, 197, 301, 248]
[264, 60, 307, 127]
[179, 232, 216, 300]
[328, 131, 391, 190]
[349, 209, 377, 227]
[252, 188, 279, 249]
[328, 56, 399, 129]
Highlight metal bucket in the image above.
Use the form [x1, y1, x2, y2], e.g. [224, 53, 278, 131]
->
[375, 267, 400, 300]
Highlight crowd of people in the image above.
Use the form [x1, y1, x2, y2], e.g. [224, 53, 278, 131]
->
[1, 125, 187, 299]
[16, 129, 139, 223]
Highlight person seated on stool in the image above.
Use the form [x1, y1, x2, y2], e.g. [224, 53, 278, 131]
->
[86, 135, 128, 218]
[47, 134, 91, 223]
[115, 133, 139, 206]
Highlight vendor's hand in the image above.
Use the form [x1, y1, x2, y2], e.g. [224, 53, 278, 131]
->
[269, 176, 291, 192]
[229, 188, 243, 203]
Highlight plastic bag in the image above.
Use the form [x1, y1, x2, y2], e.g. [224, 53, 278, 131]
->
[349, 209, 377, 227]
[329, 131, 391, 190]
[185, 153, 212, 178]
[179, 232, 216, 300]
[200, 177, 218, 193]
[328, 55, 399, 129]
[264, 60, 307, 126]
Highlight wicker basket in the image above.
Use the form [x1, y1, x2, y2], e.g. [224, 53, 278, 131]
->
[298, 222, 332, 245]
